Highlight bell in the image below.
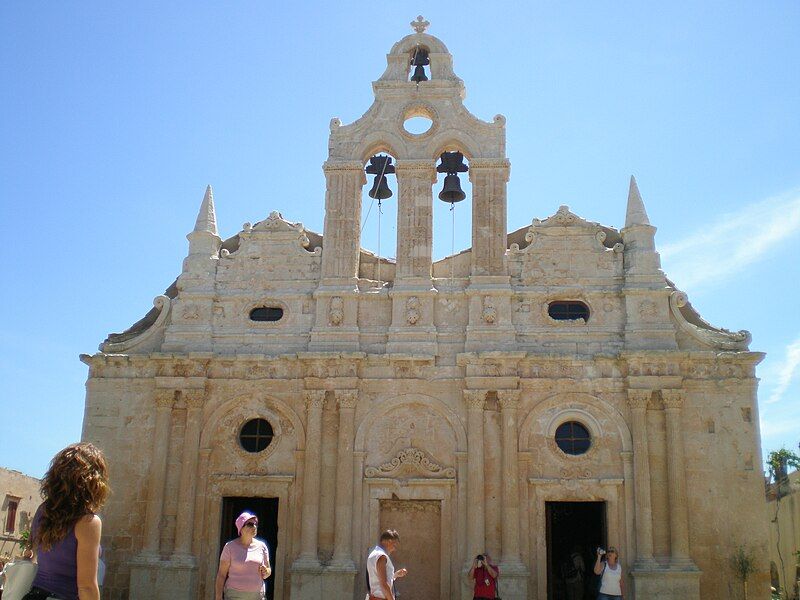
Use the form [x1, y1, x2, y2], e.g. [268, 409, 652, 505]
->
[411, 64, 428, 83]
[365, 155, 395, 199]
[368, 174, 392, 200]
[438, 173, 466, 203]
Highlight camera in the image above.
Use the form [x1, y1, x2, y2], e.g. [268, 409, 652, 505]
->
[476, 554, 484, 564]
[597, 547, 606, 555]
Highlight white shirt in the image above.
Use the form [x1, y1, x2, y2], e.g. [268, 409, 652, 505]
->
[1, 560, 38, 600]
[366, 545, 395, 599]
[599, 561, 622, 595]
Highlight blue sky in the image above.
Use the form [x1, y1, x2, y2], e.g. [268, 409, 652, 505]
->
[1, 1, 798, 478]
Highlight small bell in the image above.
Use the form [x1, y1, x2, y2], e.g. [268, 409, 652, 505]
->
[411, 64, 428, 83]
[436, 151, 469, 204]
[410, 47, 430, 83]
[365, 155, 396, 200]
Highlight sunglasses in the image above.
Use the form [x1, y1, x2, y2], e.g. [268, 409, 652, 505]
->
[243, 521, 258, 528]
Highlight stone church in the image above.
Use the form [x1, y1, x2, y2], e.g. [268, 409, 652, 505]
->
[81, 17, 770, 600]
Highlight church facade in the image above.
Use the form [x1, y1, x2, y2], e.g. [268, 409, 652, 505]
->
[81, 18, 770, 600]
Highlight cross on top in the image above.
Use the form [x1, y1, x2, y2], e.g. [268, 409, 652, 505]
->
[411, 15, 430, 34]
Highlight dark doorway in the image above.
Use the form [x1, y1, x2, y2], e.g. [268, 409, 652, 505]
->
[546, 501, 606, 600]
[220, 497, 279, 600]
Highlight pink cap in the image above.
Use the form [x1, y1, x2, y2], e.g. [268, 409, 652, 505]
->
[235, 511, 258, 535]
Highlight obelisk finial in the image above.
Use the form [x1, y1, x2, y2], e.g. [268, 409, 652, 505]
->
[411, 15, 430, 34]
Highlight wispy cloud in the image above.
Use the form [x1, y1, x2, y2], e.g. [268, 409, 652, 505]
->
[767, 335, 800, 405]
[660, 190, 800, 291]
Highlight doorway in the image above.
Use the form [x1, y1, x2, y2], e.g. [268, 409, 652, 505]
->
[220, 497, 279, 600]
[546, 501, 606, 600]
[379, 499, 441, 600]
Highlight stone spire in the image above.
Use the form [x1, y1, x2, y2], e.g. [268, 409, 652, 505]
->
[192, 184, 218, 236]
[625, 175, 650, 228]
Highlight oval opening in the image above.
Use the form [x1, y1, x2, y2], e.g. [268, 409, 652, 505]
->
[403, 116, 433, 135]
[548, 301, 590, 322]
[249, 306, 284, 322]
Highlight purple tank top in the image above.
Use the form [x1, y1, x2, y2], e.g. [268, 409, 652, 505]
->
[31, 505, 80, 600]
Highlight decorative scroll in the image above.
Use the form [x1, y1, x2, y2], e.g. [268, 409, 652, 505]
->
[100, 295, 171, 353]
[365, 447, 455, 479]
[669, 291, 751, 350]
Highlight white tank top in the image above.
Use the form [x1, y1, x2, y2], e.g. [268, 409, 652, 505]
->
[599, 561, 622, 595]
[366, 545, 395, 599]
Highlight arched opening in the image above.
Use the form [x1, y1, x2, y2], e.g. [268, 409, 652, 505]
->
[433, 150, 473, 277]
[361, 152, 398, 284]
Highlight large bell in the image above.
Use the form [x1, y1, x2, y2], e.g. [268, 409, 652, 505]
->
[368, 174, 392, 200]
[438, 173, 466, 203]
[411, 64, 428, 83]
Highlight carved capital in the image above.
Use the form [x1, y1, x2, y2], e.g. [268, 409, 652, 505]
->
[323, 160, 366, 173]
[661, 389, 685, 410]
[463, 390, 487, 410]
[497, 389, 521, 409]
[304, 390, 327, 410]
[335, 389, 359, 409]
[155, 389, 176, 409]
[182, 389, 205, 409]
[626, 389, 652, 410]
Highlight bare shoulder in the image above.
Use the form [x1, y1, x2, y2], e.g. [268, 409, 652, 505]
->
[75, 514, 102, 539]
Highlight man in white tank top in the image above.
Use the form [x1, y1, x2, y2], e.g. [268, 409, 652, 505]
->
[365, 529, 408, 600]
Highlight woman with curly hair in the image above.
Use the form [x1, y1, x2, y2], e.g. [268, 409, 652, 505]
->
[26, 442, 109, 600]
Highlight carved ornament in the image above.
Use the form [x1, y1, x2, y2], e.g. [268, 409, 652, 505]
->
[328, 296, 344, 326]
[335, 389, 359, 409]
[364, 446, 455, 479]
[497, 389, 521, 409]
[100, 295, 171, 353]
[304, 390, 327, 410]
[155, 389, 176, 409]
[463, 389, 487, 410]
[626, 389, 652, 410]
[405, 296, 421, 325]
[669, 291, 750, 351]
[661, 389, 685, 410]
[481, 296, 497, 324]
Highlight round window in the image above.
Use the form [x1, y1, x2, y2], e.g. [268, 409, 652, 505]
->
[239, 418, 274, 453]
[555, 421, 591, 455]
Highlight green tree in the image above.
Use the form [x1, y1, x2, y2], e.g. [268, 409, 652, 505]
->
[767, 445, 800, 599]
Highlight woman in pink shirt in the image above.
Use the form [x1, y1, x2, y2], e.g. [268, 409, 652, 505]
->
[215, 511, 271, 600]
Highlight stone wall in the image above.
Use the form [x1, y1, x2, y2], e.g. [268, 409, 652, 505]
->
[0, 467, 41, 559]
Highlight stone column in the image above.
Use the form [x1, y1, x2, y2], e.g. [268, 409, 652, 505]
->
[332, 389, 359, 567]
[394, 160, 436, 281]
[621, 450, 637, 561]
[174, 390, 205, 558]
[469, 159, 510, 277]
[627, 389, 654, 563]
[662, 389, 691, 561]
[142, 389, 175, 555]
[320, 161, 366, 284]
[464, 390, 487, 560]
[497, 390, 523, 567]
[297, 390, 326, 564]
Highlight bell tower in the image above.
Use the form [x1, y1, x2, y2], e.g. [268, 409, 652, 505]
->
[310, 16, 512, 352]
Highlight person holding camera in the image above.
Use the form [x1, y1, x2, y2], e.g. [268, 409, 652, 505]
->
[593, 546, 623, 600]
[468, 552, 499, 600]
